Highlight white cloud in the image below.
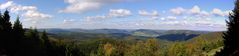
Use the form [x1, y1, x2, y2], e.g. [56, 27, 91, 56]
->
[200, 11, 210, 17]
[190, 5, 201, 15]
[10, 5, 37, 13]
[0, 1, 37, 13]
[194, 20, 213, 26]
[138, 10, 159, 20]
[85, 15, 110, 22]
[169, 6, 211, 17]
[109, 9, 131, 17]
[161, 16, 177, 21]
[0, 1, 13, 9]
[169, 5, 231, 18]
[211, 8, 231, 17]
[60, 0, 124, 13]
[160, 16, 226, 29]
[12, 5, 52, 23]
[224, 10, 232, 16]
[85, 9, 131, 21]
[59, 2, 101, 13]
[166, 16, 177, 20]
[138, 10, 159, 17]
[0, 1, 52, 27]
[22, 10, 52, 21]
[211, 8, 224, 16]
[63, 19, 76, 24]
[64, 0, 79, 4]
[170, 7, 185, 15]
[160, 21, 180, 25]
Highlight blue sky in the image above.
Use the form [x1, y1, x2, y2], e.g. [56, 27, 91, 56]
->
[0, 0, 235, 31]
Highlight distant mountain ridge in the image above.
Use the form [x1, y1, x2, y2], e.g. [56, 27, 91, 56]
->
[38, 28, 213, 41]
[156, 30, 209, 41]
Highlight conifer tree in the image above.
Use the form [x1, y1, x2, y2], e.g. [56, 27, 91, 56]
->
[2, 10, 12, 33]
[1, 10, 13, 55]
[0, 11, 6, 55]
[42, 30, 50, 47]
[215, 0, 239, 56]
[29, 28, 41, 42]
[0, 12, 3, 32]
[12, 16, 25, 55]
[13, 16, 25, 39]
[41, 30, 52, 55]
[26, 28, 46, 56]
[13, 16, 24, 45]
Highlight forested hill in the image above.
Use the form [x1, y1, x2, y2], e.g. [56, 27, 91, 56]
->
[44, 29, 224, 56]
[39, 28, 211, 41]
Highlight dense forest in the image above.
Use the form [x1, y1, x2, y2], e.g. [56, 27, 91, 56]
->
[1, 0, 239, 56]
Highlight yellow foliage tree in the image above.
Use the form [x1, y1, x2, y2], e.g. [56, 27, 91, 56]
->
[103, 43, 115, 56]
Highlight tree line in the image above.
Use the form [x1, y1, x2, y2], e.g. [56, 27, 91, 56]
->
[0, 10, 69, 56]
